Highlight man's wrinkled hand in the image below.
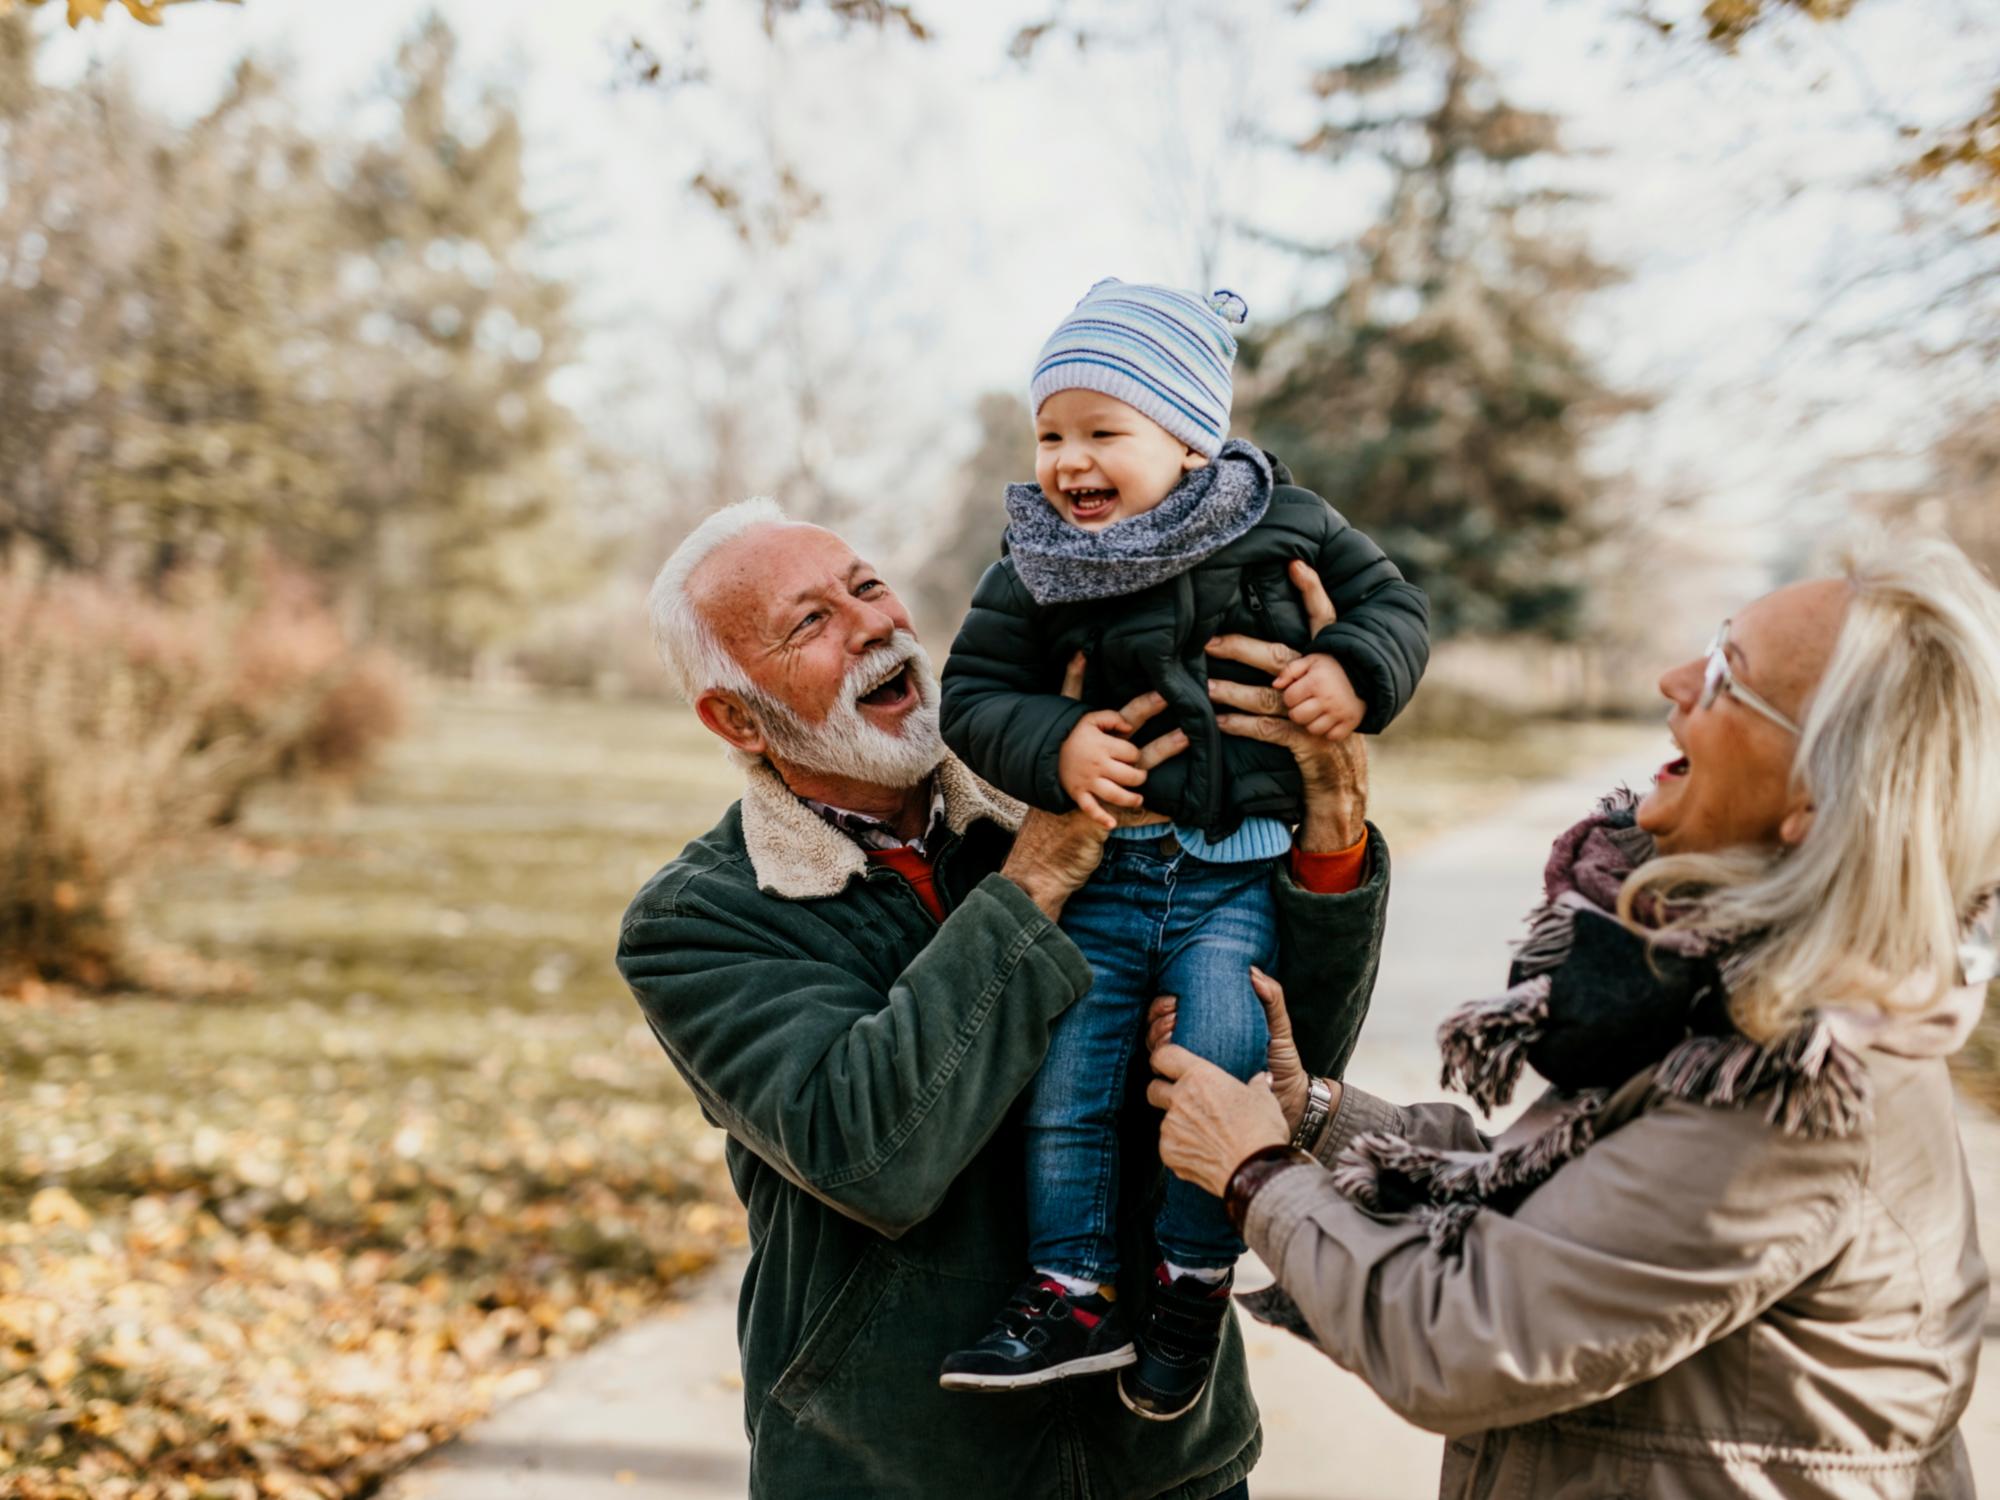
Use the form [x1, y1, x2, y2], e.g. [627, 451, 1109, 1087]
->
[1205, 560, 1369, 851]
[1006, 656, 1192, 914]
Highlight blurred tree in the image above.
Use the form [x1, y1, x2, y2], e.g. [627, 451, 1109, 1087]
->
[0, 7, 32, 112]
[0, 14, 596, 671]
[1874, 409, 2000, 580]
[0, 16, 172, 571]
[909, 391, 1031, 639]
[322, 16, 594, 670]
[1691, 0, 1854, 45]
[0, 0, 220, 26]
[96, 62, 348, 582]
[1237, 0, 1640, 639]
[1644, 0, 2000, 239]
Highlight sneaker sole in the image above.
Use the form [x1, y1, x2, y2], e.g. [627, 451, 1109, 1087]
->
[1115, 1370, 1203, 1422]
[937, 1344, 1136, 1391]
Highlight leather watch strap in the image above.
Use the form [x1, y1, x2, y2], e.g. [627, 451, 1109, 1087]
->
[1224, 1144, 1315, 1235]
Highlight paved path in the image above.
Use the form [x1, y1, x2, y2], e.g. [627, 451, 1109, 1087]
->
[387, 750, 2000, 1499]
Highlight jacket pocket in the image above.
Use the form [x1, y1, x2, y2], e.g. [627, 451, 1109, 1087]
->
[767, 1243, 901, 1422]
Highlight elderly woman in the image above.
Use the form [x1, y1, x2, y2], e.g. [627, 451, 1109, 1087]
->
[1148, 532, 2000, 1497]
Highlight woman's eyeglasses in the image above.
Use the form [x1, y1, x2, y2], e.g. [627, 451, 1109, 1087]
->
[1701, 620, 1802, 737]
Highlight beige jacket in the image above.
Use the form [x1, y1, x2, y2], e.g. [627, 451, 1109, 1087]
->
[1244, 1046, 1988, 1498]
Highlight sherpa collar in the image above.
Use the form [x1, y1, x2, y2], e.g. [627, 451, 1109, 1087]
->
[738, 753, 1024, 901]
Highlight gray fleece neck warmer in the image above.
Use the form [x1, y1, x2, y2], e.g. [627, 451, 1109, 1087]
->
[1002, 439, 1273, 605]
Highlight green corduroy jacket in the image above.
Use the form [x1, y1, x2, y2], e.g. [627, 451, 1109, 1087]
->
[615, 754, 1392, 1500]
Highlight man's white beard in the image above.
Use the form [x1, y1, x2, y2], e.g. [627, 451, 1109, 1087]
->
[748, 632, 946, 789]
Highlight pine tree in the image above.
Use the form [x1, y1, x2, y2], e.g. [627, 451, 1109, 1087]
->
[324, 17, 592, 669]
[1238, 0, 1637, 638]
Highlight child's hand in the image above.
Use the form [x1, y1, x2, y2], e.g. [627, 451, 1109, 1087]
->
[1058, 711, 1148, 831]
[1271, 651, 1364, 740]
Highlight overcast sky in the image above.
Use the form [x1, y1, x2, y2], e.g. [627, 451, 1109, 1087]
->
[27, 0, 1999, 578]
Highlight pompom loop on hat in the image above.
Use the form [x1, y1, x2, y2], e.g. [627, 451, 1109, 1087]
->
[1209, 288, 1248, 324]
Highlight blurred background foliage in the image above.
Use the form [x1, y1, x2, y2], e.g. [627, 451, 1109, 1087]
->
[0, 0, 1995, 1494]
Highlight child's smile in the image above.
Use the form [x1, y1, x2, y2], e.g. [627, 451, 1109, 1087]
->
[1036, 389, 1207, 532]
[1060, 485, 1120, 523]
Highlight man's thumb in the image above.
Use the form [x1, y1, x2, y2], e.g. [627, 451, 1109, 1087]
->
[1289, 559, 1338, 633]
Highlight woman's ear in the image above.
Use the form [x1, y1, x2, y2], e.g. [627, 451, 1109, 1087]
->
[695, 689, 767, 758]
[1779, 799, 1816, 848]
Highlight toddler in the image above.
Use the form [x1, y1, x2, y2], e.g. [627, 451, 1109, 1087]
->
[937, 278, 1430, 1420]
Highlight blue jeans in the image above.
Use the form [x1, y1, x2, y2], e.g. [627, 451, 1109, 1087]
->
[1024, 839, 1278, 1281]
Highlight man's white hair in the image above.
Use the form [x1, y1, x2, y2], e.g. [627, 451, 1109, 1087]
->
[643, 496, 947, 787]
[647, 497, 790, 701]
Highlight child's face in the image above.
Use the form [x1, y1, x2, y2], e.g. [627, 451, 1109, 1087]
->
[1033, 389, 1208, 531]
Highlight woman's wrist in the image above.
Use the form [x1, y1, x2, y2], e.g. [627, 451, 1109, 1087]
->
[1288, 1076, 1335, 1151]
[1225, 1144, 1316, 1234]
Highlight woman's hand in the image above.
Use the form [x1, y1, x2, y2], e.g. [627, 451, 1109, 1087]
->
[1002, 654, 1188, 917]
[1147, 966, 1324, 1136]
[1206, 559, 1369, 852]
[1147, 1043, 1291, 1199]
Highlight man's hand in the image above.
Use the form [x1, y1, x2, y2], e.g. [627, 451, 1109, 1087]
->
[1004, 654, 1189, 917]
[1000, 806, 1114, 922]
[1206, 560, 1370, 852]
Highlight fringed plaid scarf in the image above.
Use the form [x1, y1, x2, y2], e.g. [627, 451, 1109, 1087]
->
[1333, 790, 1870, 1254]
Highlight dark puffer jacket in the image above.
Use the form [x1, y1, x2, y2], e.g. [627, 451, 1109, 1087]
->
[941, 455, 1431, 840]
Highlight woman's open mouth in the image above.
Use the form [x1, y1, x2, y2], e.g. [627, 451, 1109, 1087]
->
[1064, 487, 1117, 521]
[1657, 753, 1690, 784]
[857, 663, 914, 711]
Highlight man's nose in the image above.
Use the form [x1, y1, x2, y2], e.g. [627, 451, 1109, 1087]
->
[843, 593, 899, 653]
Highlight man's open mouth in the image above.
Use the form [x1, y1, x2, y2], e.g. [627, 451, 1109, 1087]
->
[1063, 487, 1117, 519]
[857, 663, 914, 709]
[1657, 740, 1690, 783]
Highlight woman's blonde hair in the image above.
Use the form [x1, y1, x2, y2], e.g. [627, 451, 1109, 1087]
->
[1622, 527, 2000, 1041]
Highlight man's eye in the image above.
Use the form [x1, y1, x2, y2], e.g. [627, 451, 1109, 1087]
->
[857, 579, 883, 595]
[792, 612, 823, 636]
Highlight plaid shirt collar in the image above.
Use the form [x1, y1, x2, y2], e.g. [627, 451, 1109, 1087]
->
[800, 780, 949, 858]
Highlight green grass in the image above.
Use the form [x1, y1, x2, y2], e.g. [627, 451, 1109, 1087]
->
[0, 691, 1657, 1500]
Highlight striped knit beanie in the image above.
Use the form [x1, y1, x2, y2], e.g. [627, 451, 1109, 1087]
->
[1029, 277, 1249, 458]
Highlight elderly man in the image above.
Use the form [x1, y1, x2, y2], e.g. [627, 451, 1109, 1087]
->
[616, 498, 1392, 1500]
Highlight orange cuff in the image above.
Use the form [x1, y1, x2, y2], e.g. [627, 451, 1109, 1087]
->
[1289, 829, 1369, 895]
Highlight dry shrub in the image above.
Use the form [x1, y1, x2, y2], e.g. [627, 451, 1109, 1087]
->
[298, 648, 407, 781]
[0, 562, 406, 989]
[210, 569, 409, 818]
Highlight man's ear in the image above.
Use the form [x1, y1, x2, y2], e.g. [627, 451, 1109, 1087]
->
[1779, 797, 1815, 848]
[695, 689, 766, 758]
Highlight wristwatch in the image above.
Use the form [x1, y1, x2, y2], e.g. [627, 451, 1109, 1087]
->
[1289, 1076, 1333, 1153]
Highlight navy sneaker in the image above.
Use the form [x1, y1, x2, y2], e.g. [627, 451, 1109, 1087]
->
[938, 1277, 1135, 1391]
[1117, 1264, 1233, 1421]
